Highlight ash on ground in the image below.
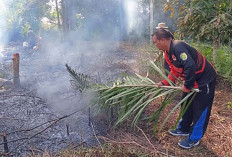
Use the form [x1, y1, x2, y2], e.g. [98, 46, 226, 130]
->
[0, 41, 139, 156]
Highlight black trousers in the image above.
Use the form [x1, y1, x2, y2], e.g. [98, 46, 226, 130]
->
[177, 78, 216, 141]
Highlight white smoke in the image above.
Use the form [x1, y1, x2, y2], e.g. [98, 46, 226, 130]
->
[0, 0, 12, 43]
[0, 0, 13, 59]
[122, 0, 148, 38]
[123, 0, 137, 33]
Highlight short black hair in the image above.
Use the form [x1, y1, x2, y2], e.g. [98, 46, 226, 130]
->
[151, 28, 174, 40]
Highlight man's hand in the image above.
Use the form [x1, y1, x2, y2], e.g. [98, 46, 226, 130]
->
[156, 82, 163, 87]
[181, 85, 190, 93]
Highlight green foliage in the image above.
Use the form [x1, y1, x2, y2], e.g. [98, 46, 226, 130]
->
[138, 45, 166, 77]
[21, 23, 31, 36]
[3, 0, 179, 41]
[65, 64, 90, 93]
[4, 0, 50, 41]
[228, 102, 232, 109]
[173, 0, 232, 44]
[192, 43, 232, 83]
[215, 47, 232, 80]
[65, 60, 199, 135]
[65, 61, 199, 134]
[191, 43, 214, 62]
[22, 0, 50, 30]
[92, 62, 197, 134]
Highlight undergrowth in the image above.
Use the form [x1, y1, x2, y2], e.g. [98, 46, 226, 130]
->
[192, 43, 232, 85]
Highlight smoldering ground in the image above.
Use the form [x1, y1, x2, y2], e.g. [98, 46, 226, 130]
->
[0, 35, 139, 156]
[18, 0, 149, 115]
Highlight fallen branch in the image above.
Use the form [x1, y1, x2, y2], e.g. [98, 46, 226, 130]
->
[99, 133, 176, 157]
[90, 122, 104, 152]
[136, 126, 176, 157]
[5, 119, 58, 136]
[0, 109, 82, 155]
[0, 77, 13, 88]
[136, 126, 156, 151]
[0, 116, 26, 121]
[0, 94, 44, 100]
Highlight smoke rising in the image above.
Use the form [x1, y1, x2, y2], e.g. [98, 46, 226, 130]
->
[0, 0, 12, 56]
[2, 0, 172, 115]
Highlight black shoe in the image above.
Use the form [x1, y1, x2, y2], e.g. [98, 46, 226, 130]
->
[178, 137, 200, 149]
[168, 128, 189, 136]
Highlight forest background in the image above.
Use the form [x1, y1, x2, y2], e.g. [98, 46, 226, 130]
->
[1, 0, 232, 82]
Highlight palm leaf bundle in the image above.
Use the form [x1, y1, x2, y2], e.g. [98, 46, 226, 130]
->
[65, 62, 198, 134]
[92, 61, 198, 134]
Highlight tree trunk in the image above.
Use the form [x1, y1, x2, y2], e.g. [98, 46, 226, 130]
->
[119, 0, 127, 40]
[55, 0, 61, 29]
[61, 0, 69, 33]
[67, 1, 75, 31]
[150, 0, 154, 45]
[212, 37, 219, 64]
[61, 0, 69, 39]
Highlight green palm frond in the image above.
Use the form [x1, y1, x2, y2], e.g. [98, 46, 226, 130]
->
[92, 62, 198, 134]
[65, 64, 90, 93]
[158, 91, 195, 133]
[66, 61, 198, 134]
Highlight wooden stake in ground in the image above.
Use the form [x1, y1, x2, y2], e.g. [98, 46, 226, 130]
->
[12, 53, 20, 89]
[3, 132, 9, 153]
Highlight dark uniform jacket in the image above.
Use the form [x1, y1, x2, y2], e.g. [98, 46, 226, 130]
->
[162, 40, 217, 90]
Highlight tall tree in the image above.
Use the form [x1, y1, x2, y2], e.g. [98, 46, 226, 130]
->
[173, 0, 232, 64]
[150, 0, 154, 45]
[55, 0, 61, 29]
[61, 0, 69, 33]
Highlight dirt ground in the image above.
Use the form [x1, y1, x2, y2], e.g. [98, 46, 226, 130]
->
[103, 44, 232, 157]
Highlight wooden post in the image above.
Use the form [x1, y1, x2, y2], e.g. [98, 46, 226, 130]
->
[13, 53, 20, 89]
[3, 132, 9, 153]
[66, 124, 70, 136]
[88, 107, 91, 127]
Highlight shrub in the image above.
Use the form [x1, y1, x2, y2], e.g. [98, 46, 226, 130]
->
[191, 43, 232, 85]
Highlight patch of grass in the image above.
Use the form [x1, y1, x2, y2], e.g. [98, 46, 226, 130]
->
[191, 43, 232, 85]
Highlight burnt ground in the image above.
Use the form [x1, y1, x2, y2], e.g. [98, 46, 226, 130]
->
[0, 42, 231, 157]
[0, 41, 141, 156]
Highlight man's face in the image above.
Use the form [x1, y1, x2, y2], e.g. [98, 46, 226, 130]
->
[153, 35, 165, 51]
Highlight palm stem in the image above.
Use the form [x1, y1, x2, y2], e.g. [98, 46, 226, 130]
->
[101, 84, 199, 92]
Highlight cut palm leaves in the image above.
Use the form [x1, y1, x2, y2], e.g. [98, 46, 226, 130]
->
[65, 64, 90, 93]
[93, 62, 198, 134]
